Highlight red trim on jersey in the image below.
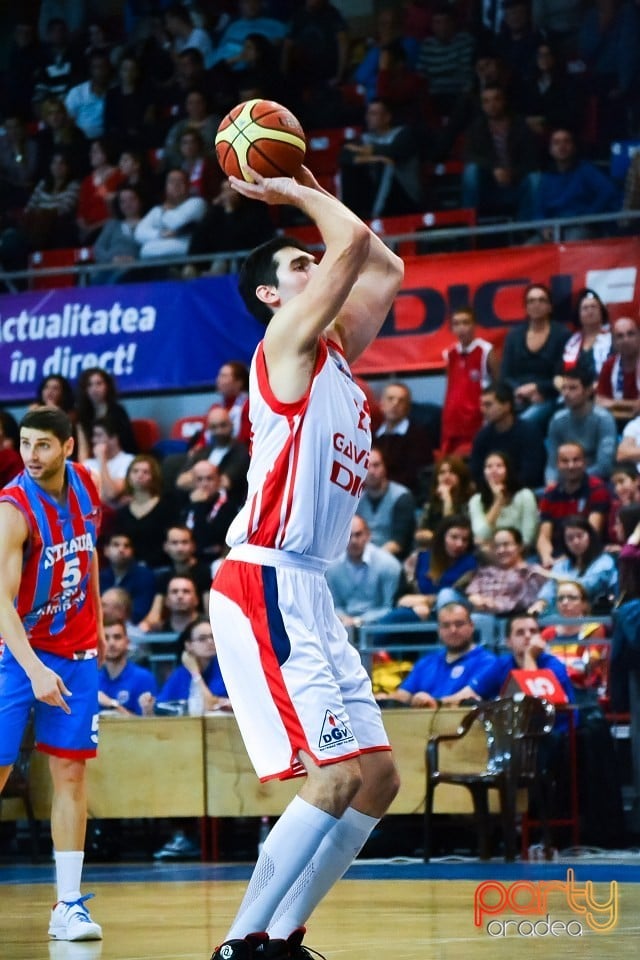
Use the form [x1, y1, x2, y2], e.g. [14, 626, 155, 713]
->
[37, 743, 97, 760]
[255, 339, 328, 416]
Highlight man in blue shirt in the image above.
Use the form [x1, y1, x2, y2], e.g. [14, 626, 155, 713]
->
[98, 619, 157, 716]
[378, 602, 496, 707]
[99, 532, 156, 626]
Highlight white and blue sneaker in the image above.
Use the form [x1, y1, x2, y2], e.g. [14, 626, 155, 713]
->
[48, 894, 103, 941]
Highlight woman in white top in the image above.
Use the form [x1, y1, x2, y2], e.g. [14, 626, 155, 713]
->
[560, 288, 612, 383]
[468, 451, 539, 551]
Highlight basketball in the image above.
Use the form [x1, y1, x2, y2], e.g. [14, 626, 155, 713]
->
[215, 99, 306, 181]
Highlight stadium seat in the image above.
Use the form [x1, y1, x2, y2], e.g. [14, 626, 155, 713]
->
[29, 247, 94, 290]
[131, 417, 161, 452]
[367, 209, 477, 255]
[170, 415, 206, 442]
[305, 126, 362, 196]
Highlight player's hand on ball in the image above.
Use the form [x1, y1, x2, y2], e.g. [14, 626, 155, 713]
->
[229, 166, 300, 205]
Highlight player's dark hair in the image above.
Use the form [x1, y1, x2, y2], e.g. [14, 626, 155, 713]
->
[238, 236, 313, 325]
[20, 406, 73, 442]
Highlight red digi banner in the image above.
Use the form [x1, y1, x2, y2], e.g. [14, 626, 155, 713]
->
[353, 237, 640, 375]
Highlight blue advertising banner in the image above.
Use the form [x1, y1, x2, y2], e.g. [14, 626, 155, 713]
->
[0, 275, 265, 402]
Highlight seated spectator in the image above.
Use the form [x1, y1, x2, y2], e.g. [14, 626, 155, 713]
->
[142, 526, 212, 632]
[373, 382, 436, 498]
[470, 382, 546, 490]
[34, 97, 89, 183]
[531, 515, 618, 613]
[382, 515, 477, 623]
[415, 455, 473, 549]
[99, 531, 157, 625]
[179, 461, 238, 562]
[76, 137, 124, 244]
[536, 442, 611, 566]
[0, 151, 79, 271]
[545, 367, 618, 483]
[596, 316, 640, 430]
[607, 462, 640, 550]
[465, 527, 546, 614]
[100, 586, 149, 653]
[532, 128, 620, 241]
[164, 3, 215, 68]
[540, 580, 608, 692]
[156, 616, 227, 707]
[325, 515, 403, 629]
[33, 17, 82, 105]
[188, 178, 276, 275]
[176, 127, 221, 202]
[134, 167, 207, 261]
[75, 366, 137, 459]
[92, 184, 144, 284]
[153, 574, 202, 634]
[440, 306, 497, 457]
[32, 375, 76, 416]
[461, 84, 541, 220]
[0, 115, 38, 212]
[377, 601, 496, 707]
[82, 416, 135, 509]
[617, 410, 640, 471]
[228, 32, 287, 105]
[0, 410, 23, 488]
[374, 35, 429, 126]
[170, 405, 250, 505]
[468, 451, 539, 551]
[518, 41, 585, 136]
[340, 98, 424, 219]
[213, 361, 251, 446]
[356, 446, 416, 560]
[353, 5, 420, 105]
[282, 0, 349, 96]
[98, 618, 157, 716]
[163, 88, 220, 170]
[112, 455, 179, 570]
[103, 53, 158, 152]
[444, 612, 575, 707]
[500, 283, 570, 432]
[64, 50, 112, 140]
[416, 3, 475, 118]
[559, 288, 612, 383]
[118, 148, 160, 210]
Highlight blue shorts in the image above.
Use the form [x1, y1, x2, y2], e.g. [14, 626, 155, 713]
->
[0, 648, 99, 765]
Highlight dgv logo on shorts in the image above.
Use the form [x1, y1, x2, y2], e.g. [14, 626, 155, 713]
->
[318, 710, 355, 750]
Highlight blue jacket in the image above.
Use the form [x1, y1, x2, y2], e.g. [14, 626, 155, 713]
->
[535, 161, 620, 220]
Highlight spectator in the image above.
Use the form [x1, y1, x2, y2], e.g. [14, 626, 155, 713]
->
[164, 3, 215, 68]
[179, 460, 238, 562]
[188, 178, 276, 274]
[64, 50, 113, 140]
[607, 462, 640, 550]
[532, 128, 620, 240]
[470, 381, 546, 489]
[92, 184, 144, 284]
[546, 367, 618, 483]
[163, 88, 220, 169]
[518, 40, 585, 136]
[531, 515, 618, 613]
[100, 586, 148, 651]
[415, 455, 473, 549]
[461, 84, 541, 219]
[0, 410, 23, 488]
[596, 316, 640, 430]
[382, 515, 477, 624]
[33, 375, 76, 416]
[153, 574, 202, 634]
[208, 0, 288, 72]
[377, 601, 496, 707]
[356, 446, 416, 560]
[142, 526, 213, 632]
[374, 35, 429, 126]
[170, 405, 250, 505]
[465, 527, 546, 614]
[353, 5, 420, 105]
[282, 0, 349, 92]
[134, 167, 207, 261]
[75, 366, 137, 459]
[228, 32, 287, 105]
[112, 455, 178, 570]
[469, 451, 539, 550]
[440, 306, 497, 456]
[0, 116, 38, 212]
[214, 361, 251, 446]
[536, 442, 611, 566]
[373, 382, 436, 498]
[76, 137, 124, 244]
[416, 4, 475, 117]
[444, 612, 575, 706]
[98, 618, 157, 716]
[103, 52, 158, 152]
[81, 415, 135, 509]
[117, 147, 160, 210]
[176, 127, 221, 202]
[617, 414, 640, 472]
[34, 96, 89, 182]
[33, 17, 82, 104]
[500, 282, 570, 432]
[325, 515, 403, 629]
[3, 20, 41, 120]
[99, 532, 157, 625]
[540, 580, 608, 691]
[560, 288, 612, 382]
[496, 0, 545, 86]
[340, 98, 424, 219]
[531, 0, 583, 56]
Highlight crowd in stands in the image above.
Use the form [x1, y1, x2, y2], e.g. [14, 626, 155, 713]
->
[2, 0, 640, 279]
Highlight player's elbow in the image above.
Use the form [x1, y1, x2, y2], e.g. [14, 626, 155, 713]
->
[347, 222, 371, 267]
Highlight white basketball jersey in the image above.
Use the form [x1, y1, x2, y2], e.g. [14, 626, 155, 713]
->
[226, 338, 371, 561]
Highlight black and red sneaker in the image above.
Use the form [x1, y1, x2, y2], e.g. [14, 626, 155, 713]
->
[262, 928, 326, 960]
[210, 932, 269, 960]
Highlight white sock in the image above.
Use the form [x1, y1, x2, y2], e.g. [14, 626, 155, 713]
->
[227, 796, 337, 939]
[267, 806, 379, 939]
[54, 850, 84, 902]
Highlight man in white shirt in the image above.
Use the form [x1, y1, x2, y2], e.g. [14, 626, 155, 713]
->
[64, 51, 111, 139]
[135, 168, 207, 259]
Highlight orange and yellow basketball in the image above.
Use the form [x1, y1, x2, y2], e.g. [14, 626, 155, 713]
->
[215, 99, 306, 181]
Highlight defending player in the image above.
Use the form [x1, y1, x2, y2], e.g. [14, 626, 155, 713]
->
[0, 407, 104, 941]
[208, 165, 404, 960]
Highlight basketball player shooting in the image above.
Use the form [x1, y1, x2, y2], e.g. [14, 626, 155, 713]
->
[208, 164, 404, 960]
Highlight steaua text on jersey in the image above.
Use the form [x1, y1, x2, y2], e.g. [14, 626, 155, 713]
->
[226, 337, 371, 562]
[0, 462, 102, 657]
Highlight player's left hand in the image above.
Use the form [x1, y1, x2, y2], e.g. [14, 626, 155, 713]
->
[229, 166, 301, 205]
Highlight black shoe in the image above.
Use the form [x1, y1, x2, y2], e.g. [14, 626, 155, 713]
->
[211, 932, 268, 960]
[263, 928, 325, 960]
